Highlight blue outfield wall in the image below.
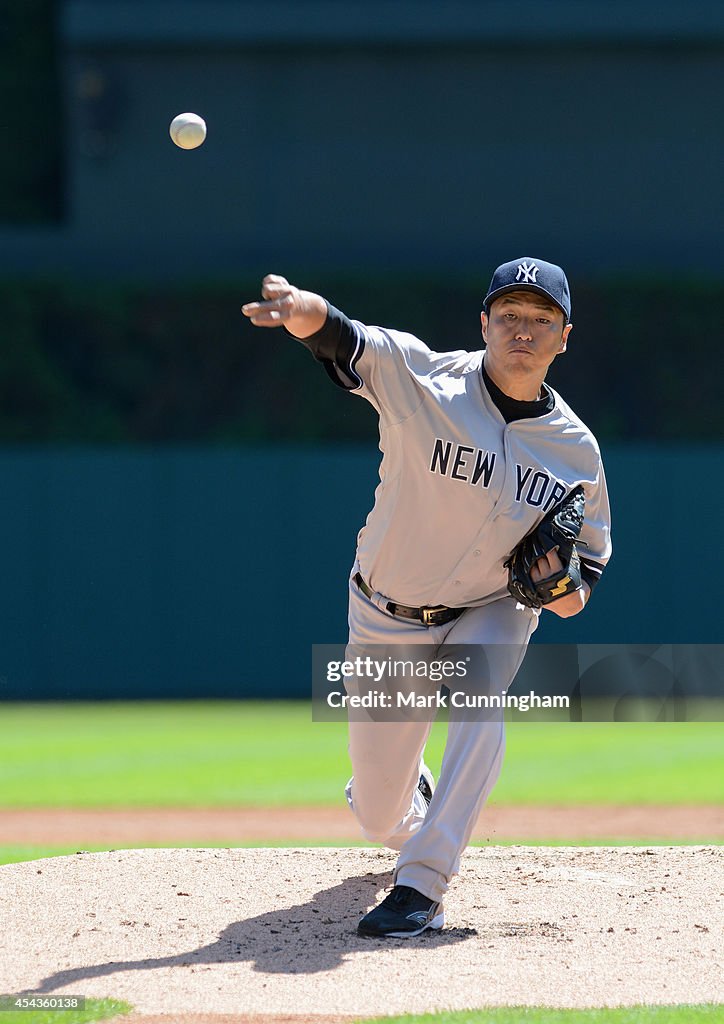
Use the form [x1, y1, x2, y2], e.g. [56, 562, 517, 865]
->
[0, 444, 721, 699]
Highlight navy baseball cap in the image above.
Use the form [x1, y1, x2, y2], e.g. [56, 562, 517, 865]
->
[483, 257, 571, 323]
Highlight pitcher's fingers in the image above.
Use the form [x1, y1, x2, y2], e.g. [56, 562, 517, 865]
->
[241, 300, 265, 316]
[242, 295, 292, 316]
[544, 546, 563, 571]
[261, 283, 294, 301]
[530, 551, 555, 582]
[245, 309, 287, 326]
[241, 303, 283, 321]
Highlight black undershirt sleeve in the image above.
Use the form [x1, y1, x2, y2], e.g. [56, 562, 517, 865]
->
[284, 302, 363, 390]
[579, 561, 602, 594]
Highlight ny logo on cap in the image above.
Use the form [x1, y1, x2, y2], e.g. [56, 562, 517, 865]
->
[516, 261, 539, 284]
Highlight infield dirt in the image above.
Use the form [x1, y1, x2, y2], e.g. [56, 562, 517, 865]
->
[0, 804, 721, 846]
[1, 846, 721, 1021]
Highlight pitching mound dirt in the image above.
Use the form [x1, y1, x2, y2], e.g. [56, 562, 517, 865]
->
[1, 847, 721, 1018]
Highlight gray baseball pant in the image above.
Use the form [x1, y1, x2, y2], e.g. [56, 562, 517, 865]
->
[344, 574, 538, 904]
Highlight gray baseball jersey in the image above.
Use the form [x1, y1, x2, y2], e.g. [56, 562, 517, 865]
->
[297, 306, 612, 609]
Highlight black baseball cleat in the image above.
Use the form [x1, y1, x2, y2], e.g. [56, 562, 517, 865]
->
[357, 884, 445, 938]
[418, 765, 435, 809]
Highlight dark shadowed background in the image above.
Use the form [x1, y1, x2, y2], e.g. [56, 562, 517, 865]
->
[0, 1, 722, 696]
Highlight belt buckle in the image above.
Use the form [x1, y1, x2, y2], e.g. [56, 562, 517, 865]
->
[421, 606, 443, 626]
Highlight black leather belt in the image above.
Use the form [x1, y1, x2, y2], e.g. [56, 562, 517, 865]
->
[354, 572, 465, 627]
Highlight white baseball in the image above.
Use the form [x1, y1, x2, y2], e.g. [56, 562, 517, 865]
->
[169, 112, 207, 150]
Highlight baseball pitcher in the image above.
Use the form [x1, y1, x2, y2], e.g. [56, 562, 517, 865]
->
[243, 258, 612, 938]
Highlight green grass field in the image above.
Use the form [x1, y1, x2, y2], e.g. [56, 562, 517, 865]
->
[0, 701, 721, 807]
[361, 1010, 724, 1024]
[0, 998, 129, 1024]
[1, 1003, 721, 1024]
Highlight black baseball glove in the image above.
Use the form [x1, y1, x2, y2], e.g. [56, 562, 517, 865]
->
[505, 485, 586, 609]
